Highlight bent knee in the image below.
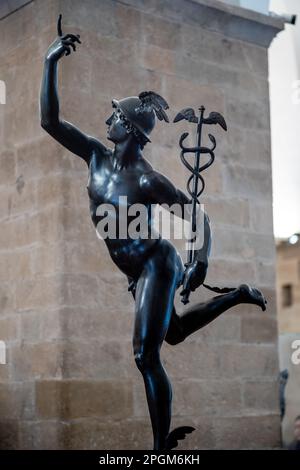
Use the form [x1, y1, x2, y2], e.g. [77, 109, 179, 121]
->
[134, 348, 160, 372]
[164, 331, 185, 346]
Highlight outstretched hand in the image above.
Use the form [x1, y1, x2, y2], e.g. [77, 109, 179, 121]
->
[45, 14, 82, 61]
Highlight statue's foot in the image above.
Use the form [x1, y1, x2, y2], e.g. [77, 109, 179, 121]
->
[238, 284, 267, 311]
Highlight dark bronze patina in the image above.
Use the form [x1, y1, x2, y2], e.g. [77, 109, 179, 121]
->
[40, 16, 267, 450]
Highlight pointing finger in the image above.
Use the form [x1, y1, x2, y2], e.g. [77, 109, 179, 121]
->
[57, 14, 63, 36]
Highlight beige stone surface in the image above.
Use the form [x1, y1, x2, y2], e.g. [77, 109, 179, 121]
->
[0, 0, 281, 450]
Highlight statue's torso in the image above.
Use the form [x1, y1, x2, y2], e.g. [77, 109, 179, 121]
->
[86, 149, 160, 278]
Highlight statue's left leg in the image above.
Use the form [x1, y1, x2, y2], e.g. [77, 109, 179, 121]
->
[165, 284, 267, 345]
[132, 240, 182, 450]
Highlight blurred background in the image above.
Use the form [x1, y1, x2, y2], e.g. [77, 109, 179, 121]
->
[0, 0, 299, 449]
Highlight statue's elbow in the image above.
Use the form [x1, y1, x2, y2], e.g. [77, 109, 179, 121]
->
[40, 119, 49, 131]
[40, 118, 58, 133]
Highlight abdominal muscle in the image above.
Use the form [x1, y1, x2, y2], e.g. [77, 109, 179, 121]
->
[105, 236, 162, 280]
[90, 197, 163, 279]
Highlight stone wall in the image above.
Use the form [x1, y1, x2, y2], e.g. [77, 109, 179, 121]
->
[0, 0, 283, 449]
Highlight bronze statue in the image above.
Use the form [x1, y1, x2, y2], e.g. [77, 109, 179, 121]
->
[40, 16, 267, 450]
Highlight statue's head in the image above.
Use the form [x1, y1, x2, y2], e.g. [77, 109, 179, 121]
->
[106, 91, 169, 148]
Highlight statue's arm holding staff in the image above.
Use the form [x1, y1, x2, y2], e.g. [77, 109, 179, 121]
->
[140, 169, 212, 296]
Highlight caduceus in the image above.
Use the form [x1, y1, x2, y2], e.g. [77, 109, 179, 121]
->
[174, 106, 227, 304]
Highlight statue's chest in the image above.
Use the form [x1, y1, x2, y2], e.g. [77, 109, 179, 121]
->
[87, 160, 142, 207]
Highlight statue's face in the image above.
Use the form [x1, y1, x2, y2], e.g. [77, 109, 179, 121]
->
[106, 108, 128, 143]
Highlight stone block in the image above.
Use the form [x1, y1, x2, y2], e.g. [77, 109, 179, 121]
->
[206, 258, 256, 286]
[115, 3, 142, 42]
[203, 197, 250, 230]
[243, 380, 279, 413]
[226, 96, 270, 131]
[214, 414, 281, 449]
[60, 306, 132, 341]
[162, 341, 220, 380]
[241, 314, 278, 344]
[250, 202, 274, 235]
[61, 0, 116, 38]
[20, 420, 62, 450]
[172, 379, 242, 417]
[141, 12, 181, 50]
[62, 417, 153, 450]
[6, 178, 37, 218]
[211, 230, 276, 262]
[0, 282, 15, 315]
[219, 344, 278, 379]
[0, 213, 40, 249]
[16, 136, 73, 181]
[139, 44, 175, 75]
[181, 24, 249, 72]
[21, 309, 61, 342]
[36, 379, 133, 420]
[194, 314, 241, 344]
[0, 382, 34, 421]
[0, 250, 32, 282]
[0, 149, 16, 185]
[11, 341, 63, 381]
[62, 339, 132, 380]
[222, 164, 272, 201]
[132, 378, 242, 420]
[242, 42, 269, 78]
[15, 276, 62, 312]
[0, 419, 19, 450]
[35, 174, 85, 208]
[60, 272, 125, 310]
[0, 316, 18, 341]
[31, 242, 64, 277]
[255, 261, 276, 288]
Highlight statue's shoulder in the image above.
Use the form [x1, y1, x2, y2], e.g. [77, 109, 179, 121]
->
[138, 158, 156, 192]
[89, 138, 112, 168]
[136, 156, 153, 175]
[90, 136, 112, 158]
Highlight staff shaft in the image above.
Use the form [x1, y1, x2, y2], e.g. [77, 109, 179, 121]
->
[187, 106, 205, 265]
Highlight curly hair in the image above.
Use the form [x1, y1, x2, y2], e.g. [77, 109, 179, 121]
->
[118, 110, 148, 150]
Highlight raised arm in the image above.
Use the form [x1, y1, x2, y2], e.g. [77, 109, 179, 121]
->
[40, 16, 107, 165]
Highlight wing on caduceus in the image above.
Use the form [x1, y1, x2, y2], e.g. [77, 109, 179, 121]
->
[173, 107, 198, 124]
[203, 111, 227, 131]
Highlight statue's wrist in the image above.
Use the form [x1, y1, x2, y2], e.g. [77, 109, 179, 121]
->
[45, 54, 55, 64]
[194, 258, 208, 272]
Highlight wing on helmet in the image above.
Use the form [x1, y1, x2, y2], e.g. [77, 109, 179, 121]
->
[138, 91, 170, 122]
